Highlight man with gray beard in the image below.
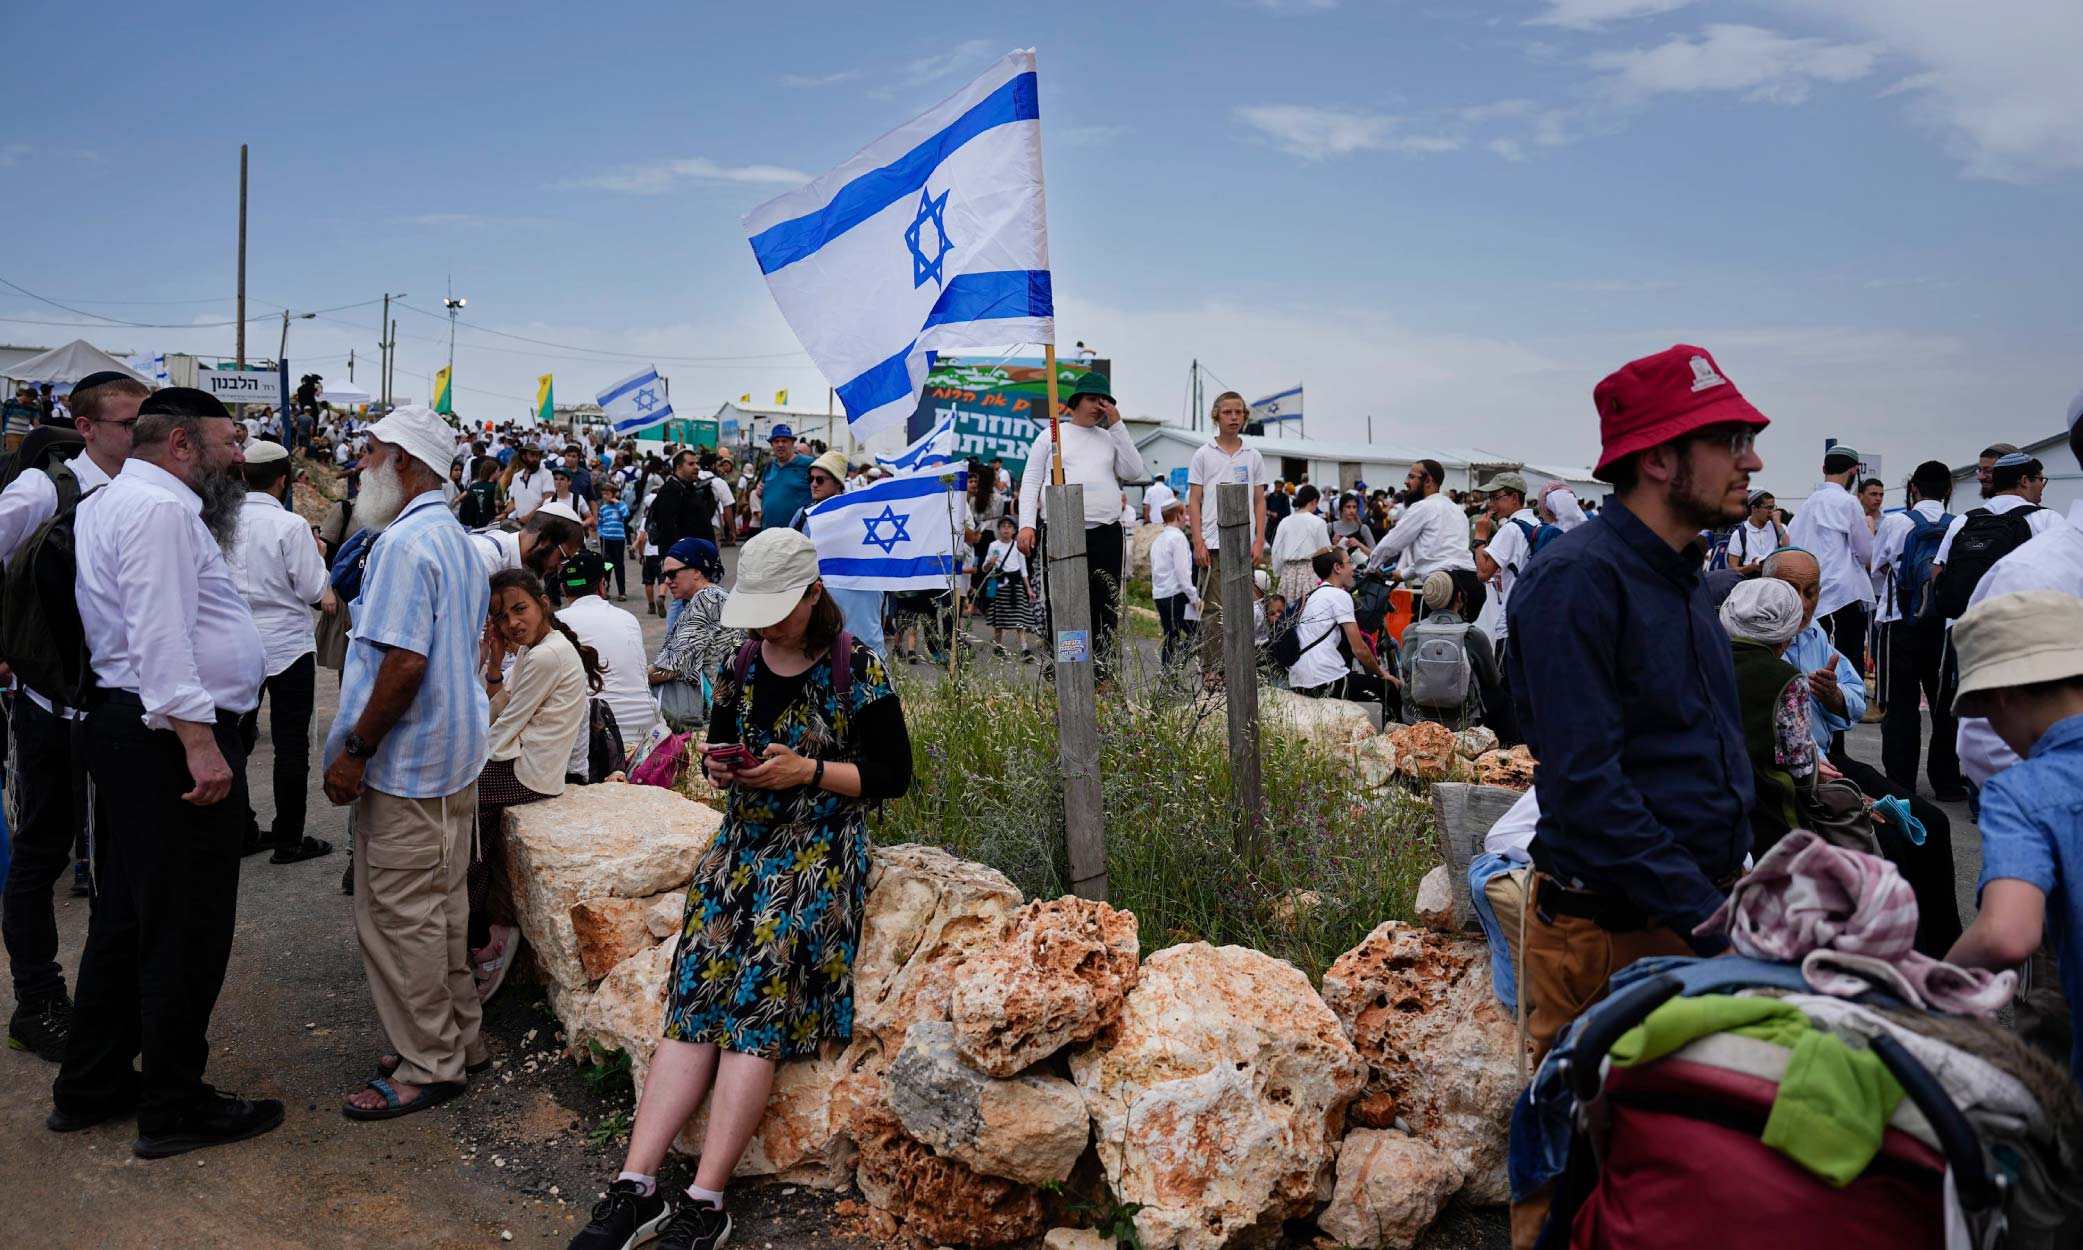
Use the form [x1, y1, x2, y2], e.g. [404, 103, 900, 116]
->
[53, 388, 280, 1157]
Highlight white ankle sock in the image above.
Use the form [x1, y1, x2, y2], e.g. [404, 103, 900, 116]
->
[685, 1183, 725, 1210]
[616, 1171, 656, 1197]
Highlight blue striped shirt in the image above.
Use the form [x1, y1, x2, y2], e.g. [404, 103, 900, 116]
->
[596, 500, 629, 541]
[325, 491, 491, 798]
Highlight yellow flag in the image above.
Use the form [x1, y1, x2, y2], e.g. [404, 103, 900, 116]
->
[775, 389, 789, 406]
[535, 374, 554, 424]
[432, 367, 453, 414]
[739, 393, 751, 404]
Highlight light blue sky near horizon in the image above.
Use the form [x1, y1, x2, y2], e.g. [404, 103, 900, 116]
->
[6, 0, 2079, 490]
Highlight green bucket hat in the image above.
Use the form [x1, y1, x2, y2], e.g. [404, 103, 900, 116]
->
[1066, 372, 1114, 405]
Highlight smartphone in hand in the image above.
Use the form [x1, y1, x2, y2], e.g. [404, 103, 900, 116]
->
[701, 743, 761, 771]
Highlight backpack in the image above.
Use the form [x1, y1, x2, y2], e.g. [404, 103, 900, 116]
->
[584, 699, 627, 783]
[1531, 523, 1563, 555]
[0, 464, 99, 706]
[1269, 587, 1338, 670]
[329, 526, 376, 601]
[1350, 574, 1395, 640]
[1403, 616, 1473, 710]
[1893, 509, 1954, 622]
[1932, 506, 2040, 620]
[0, 426, 84, 494]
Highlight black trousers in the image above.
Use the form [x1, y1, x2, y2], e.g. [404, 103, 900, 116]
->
[1155, 591, 1196, 669]
[1822, 601, 1870, 678]
[602, 537, 627, 596]
[1828, 749, 1962, 957]
[2, 695, 85, 1002]
[237, 653, 315, 849]
[54, 706, 247, 1133]
[1296, 671, 1401, 718]
[1880, 619, 1963, 795]
[1039, 520, 1125, 678]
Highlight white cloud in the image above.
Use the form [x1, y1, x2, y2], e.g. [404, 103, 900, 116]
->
[1487, 138, 1528, 161]
[1235, 105, 1469, 158]
[867, 38, 998, 99]
[778, 70, 861, 88]
[1586, 23, 1880, 105]
[1528, 0, 1697, 31]
[1252, 0, 1338, 14]
[556, 157, 810, 194]
[1782, 0, 2083, 179]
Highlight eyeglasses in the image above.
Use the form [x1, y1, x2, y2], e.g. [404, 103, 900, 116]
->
[92, 417, 138, 432]
[1690, 427, 1758, 457]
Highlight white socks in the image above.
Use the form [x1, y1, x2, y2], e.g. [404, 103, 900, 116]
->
[616, 1172, 656, 1197]
[685, 1184, 725, 1210]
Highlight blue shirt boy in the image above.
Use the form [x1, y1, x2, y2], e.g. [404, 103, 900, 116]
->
[1977, 713, 2083, 1084]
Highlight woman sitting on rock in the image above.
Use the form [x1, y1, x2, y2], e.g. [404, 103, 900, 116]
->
[568, 528, 912, 1250]
[471, 568, 601, 1001]
[648, 537, 739, 731]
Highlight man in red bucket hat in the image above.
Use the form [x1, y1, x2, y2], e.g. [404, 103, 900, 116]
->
[1501, 345, 1769, 1241]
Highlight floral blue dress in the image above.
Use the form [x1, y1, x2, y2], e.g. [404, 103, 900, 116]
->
[660, 638, 908, 1059]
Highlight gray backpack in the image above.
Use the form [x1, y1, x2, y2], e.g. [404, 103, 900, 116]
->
[1403, 617, 1472, 710]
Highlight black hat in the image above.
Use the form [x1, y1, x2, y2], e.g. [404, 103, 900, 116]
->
[72, 370, 141, 398]
[138, 387, 232, 420]
[560, 548, 611, 594]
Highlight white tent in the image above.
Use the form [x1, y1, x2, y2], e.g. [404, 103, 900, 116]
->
[0, 339, 154, 387]
[318, 379, 373, 407]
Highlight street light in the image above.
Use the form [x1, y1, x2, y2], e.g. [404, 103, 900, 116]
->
[444, 292, 467, 378]
[278, 309, 316, 361]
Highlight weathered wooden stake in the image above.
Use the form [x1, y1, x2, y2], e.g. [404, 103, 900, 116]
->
[1045, 482, 1107, 900]
[1217, 482, 1264, 860]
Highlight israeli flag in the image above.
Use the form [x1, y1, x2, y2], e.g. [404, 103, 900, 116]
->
[1249, 385, 1303, 427]
[744, 48, 1053, 443]
[877, 412, 956, 473]
[806, 462, 970, 591]
[597, 368, 674, 436]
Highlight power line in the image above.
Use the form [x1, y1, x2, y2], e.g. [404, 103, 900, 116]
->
[0, 276, 382, 329]
[394, 300, 811, 364]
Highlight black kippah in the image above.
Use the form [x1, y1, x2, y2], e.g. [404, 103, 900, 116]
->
[72, 370, 141, 397]
[138, 386, 232, 421]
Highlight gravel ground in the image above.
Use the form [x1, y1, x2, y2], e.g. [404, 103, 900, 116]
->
[0, 546, 1977, 1249]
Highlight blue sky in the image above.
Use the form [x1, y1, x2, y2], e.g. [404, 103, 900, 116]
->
[6, 0, 2079, 491]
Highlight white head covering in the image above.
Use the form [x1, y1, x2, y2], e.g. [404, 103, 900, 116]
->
[368, 405, 457, 479]
[1540, 480, 1587, 531]
[1718, 577, 1804, 646]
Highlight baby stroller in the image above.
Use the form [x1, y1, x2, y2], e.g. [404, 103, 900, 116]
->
[1514, 955, 2083, 1250]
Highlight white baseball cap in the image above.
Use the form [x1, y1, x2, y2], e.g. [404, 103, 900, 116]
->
[721, 527, 822, 629]
[368, 405, 457, 479]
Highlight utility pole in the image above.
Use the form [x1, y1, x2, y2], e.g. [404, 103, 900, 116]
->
[236, 144, 247, 370]
[386, 319, 397, 407]
[348, 349, 354, 383]
[1190, 358, 1201, 432]
[444, 278, 466, 380]
[377, 291, 406, 409]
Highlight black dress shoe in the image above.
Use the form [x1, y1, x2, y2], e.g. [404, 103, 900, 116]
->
[134, 1092, 284, 1159]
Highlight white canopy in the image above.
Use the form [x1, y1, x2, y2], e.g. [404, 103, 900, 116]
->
[1, 339, 154, 387]
[317, 379, 372, 407]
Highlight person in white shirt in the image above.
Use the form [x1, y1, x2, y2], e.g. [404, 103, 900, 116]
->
[1871, 460, 1968, 800]
[504, 445, 555, 522]
[555, 550, 659, 775]
[1186, 392, 1268, 688]
[1785, 445, 1877, 674]
[992, 457, 1011, 496]
[1269, 483, 1332, 603]
[1726, 490, 1788, 575]
[1471, 471, 1538, 651]
[471, 500, 586, 580]
[57, 386, 283, 1156]
[228, 440, 336, 864]
[1932, 452, 2061, 569]
[1367, 458, 1479, 616]
[979, 515, 1036, 660]
[0, 370, 144, 1062]
[1286, 546, 1395, 708]
[1148, 500, 1200, 671]
[1141, 477, 1176, 527]
[1015, 373, 1144, 676]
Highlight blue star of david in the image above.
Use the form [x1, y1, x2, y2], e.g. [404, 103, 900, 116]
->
[634, 388, 659, 413]
[904, 184, 953, 289]
[860, 504, 911, 554]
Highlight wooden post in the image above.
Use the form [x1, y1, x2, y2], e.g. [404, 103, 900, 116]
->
[1217, 482, 1263, 859]
[379, 292, 391, 407]
[1045, 482, 1107, 900]
[1044, 344, 1065, 485]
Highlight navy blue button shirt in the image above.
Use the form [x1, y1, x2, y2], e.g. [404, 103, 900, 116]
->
[1506, 497, 1753, 938]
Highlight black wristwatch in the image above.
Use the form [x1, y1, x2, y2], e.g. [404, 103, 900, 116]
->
[344, 733, 377, 760]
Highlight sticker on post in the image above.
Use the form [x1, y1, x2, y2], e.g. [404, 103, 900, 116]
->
[1055, 630, 1090, 664]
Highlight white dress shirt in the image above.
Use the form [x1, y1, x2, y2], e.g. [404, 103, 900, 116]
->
[471, 527, 524, 576]
[1141, 479, 1176, 527]
[228, 490, 328, 676]
[1366, 491, 1474, 578]
[1934, 493, 2063, 565]
[1149, 525, 1198, 604]
[1484, 507, 1539, 643]
[1955, 523, 2083, 785]
[1870, 499, 1949, 626]
[557, 593, 660, 770]
[1785, 480, 1874, 618]
[1186, 440, 1267, 550]
[76, 459, 265, 728]
[509, 465, 554, 519]
[1016, 419, 1146, 530]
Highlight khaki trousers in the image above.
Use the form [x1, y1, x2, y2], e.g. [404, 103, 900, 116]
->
[352, 784, 482, 1086]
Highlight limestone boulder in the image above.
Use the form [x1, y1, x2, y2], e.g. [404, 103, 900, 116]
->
[1320, 922, 1525, 1204]
[1262, 687, 1377, 754]
[1130, 520, 1160, 580]
[949, 896, 1139, 1077]
[1413, 865, 1457, 932]
[571, 896, 657, 982]
[504, 783, 722, 996]
[1388, 721, 1459, 783]
[1346, 736, 1400, 789]
[1452, 726, 1498, 760]
[886, 1021, 1089, 1186]
[851, 1100, 1046, 1247]
[1044, 1230, 1114, 1250]
[574, 937, 676, 1086]
[1318, 1129, 1466, 1250]
[645, 891, 688, 939]
[1070, 943, 1367, 1250]
[1472, 745, 1536, 791]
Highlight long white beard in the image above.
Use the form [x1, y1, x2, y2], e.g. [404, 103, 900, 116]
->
[355, 459, 410, 532]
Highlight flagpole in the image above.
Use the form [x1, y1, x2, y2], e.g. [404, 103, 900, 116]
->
[1045, 343, 1064, 486]
[945, 477, 961, 678]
